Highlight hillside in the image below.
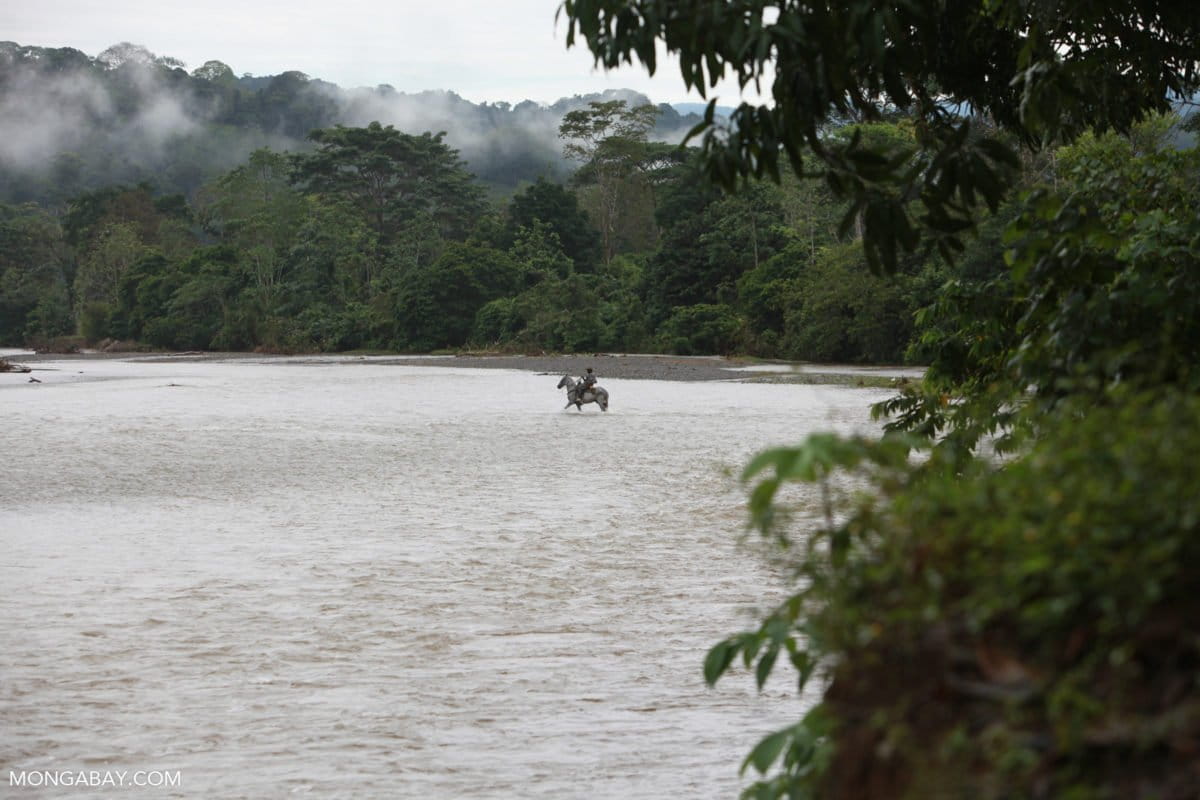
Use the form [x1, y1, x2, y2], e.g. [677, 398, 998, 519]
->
[0, 40, 705, 205]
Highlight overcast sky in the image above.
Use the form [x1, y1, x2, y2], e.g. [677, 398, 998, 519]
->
[7, 0, 761, 105]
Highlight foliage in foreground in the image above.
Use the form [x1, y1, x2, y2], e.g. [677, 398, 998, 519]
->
[561, 0, 1197, 273]
[702, 127, 1200, 799]
[718, 392, 1200, 800]
[556, 1, 1200, 797]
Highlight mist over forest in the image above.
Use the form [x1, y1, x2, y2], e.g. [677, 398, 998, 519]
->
[0, 40, 706, 204]
[5, 35, 1192, 372]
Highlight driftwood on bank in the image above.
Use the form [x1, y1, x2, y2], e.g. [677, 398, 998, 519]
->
[0, 358, 32, 373]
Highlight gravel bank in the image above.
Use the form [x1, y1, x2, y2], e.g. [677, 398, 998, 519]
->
[12, 350, 919, 385]
[391, 353, 755, 382]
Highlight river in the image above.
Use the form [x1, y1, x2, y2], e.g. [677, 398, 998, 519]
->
[0, 357, 891, 798]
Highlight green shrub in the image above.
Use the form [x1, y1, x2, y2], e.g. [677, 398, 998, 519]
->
[716, 391, 1200, 800]
[657, 303, 744, 355]
[78, 301, 113, 343]
[23, 285, 73, 341]
[472, 297, 521, 344]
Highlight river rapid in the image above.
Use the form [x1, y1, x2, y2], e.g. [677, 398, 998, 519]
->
[1, 357, 891, 798]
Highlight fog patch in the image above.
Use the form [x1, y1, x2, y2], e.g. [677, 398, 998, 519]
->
[1, 42, 702, 199]
[123, 92, 201, 156]
[0, 68, 112, 169]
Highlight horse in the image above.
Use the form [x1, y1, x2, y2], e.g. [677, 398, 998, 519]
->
[557, 376, 609, 411]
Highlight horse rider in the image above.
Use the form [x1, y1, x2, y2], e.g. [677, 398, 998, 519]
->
[577, 367, 597, 403]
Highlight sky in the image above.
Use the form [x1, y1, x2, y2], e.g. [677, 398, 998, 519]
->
[6, 0, 762, 106]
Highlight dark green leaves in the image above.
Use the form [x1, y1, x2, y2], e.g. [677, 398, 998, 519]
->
[741, 432, 922, 531]
[704, 637, 740, 686]
[742, 727, 791, 775]
[291, 123, 485, 247]
[705, 612, 814, 691]
[560, 0, 1198, 272]
[736, 709, 834, 798]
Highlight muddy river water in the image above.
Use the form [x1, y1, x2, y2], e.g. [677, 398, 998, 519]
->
[1, 357, 891, 798]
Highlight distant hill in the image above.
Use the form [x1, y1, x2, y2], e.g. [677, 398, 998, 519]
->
[671, 102, 736, 118]
[0, 40, 706, 206]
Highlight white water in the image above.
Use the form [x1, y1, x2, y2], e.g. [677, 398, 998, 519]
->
[1, 359, 890, 798]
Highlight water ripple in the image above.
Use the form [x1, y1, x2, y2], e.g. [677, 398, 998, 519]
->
[0, 360, 889, 798]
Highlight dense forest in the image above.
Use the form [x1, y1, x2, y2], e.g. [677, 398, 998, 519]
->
[0, 40, 711, 202]
[1, 40, 942, 363]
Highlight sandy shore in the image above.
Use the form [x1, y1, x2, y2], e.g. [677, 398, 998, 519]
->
[373, 353, 760, 382]
[7, 350, 922, 385]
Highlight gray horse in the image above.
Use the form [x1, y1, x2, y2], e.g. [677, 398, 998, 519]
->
[557, 376, 609, 411]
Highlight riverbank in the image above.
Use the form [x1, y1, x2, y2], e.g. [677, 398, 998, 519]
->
[418, 353, 922, 386]
[7, 350, 922, 386]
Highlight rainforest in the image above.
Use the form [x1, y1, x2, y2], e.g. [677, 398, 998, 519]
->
[3, 40, 938, 362]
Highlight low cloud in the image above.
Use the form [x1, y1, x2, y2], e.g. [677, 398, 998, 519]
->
[0, 41, 701, 201]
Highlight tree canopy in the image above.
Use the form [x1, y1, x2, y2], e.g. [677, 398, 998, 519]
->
[0, 115, 952, 362]
[559, 100, 665, 263]
[560, 0, 1200, 270]
[292, 122, 485, 248]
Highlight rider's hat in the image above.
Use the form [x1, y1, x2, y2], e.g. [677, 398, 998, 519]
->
[586, 367, 593, 373]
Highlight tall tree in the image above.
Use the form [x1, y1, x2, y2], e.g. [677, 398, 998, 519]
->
[291, 122, 486, 267]
[200, 149, 308, 308]
[559, 100, 659, 264]
[73, 222, 145, 307]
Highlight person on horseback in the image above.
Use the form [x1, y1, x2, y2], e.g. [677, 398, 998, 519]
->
[577, 367, 597, 404]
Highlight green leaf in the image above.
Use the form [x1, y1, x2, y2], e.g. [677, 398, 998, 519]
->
[740, 447, 798, 482]
[787, 646, 816, 694]
[747, 478, 780, 528]
[704, 638, 739, 686]
[755, 645, 779, 690]
[741, 728, 792, 776]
